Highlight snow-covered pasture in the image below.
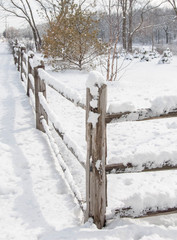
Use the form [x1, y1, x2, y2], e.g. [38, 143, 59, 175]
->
[4, 41, 177, 239]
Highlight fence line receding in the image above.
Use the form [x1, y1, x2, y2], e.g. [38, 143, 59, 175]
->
[12, 40, 177, 229]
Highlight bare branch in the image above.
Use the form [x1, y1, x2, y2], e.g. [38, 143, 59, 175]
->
[0, 0, 41, 50]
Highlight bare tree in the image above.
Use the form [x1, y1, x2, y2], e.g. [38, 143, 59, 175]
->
[100, 0, 122, 81]
[121, 0, 166, 52]
[0, 0, 42, 50]
[120, 0, 128, 50]
[167, 0, 177, 15]
[127, 0, 152, 52]
[34, 0, 75, 23]
[34, 0, 96, 24]
[3, 26, 20, 39]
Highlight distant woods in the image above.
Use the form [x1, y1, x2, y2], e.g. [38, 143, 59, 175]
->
[99, 0, 177, 51]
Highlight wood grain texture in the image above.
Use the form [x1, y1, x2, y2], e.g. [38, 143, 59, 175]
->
[106, 109, 177, 124]
[85, 84, 107, 229]
[34, 61, 48, 132]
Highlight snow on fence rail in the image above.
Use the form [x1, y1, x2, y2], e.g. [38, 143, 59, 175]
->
[106, 105, 177, 123]
[12, 41, 177, 229]
[38, 92, 86, 169]
[41, 118, 85, 212]
[12, 42, 86, 217]
[38, 68, 85, 109]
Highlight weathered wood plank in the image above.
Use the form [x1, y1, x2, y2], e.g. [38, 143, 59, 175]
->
[85, 82, 107, 229]
[106, 163, 177, 174]
[47, 83, 86, 110]
[106, 109, 177, 124]
[12, 42, 18, 65]
[115, 207, 177, 219]
[17, 47, 21, 72]
[52, 123, 86, 169]
[34, 61, 48, 132]
[20, 47, 26, 81]
[41, 118, 85, 213]
[85, 88, 93, 221]
[27, 52, 34, 97]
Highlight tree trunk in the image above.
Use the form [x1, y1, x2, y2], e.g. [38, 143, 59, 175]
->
[127, 0, 133, 52]
[127, 36, 132, 52]
[121, 0, 128, 50]
[164, 27, 169, 44]
[122, 12, 127, 50]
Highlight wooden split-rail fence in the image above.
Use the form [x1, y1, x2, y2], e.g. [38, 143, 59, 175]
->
[12, 41, 177, 229]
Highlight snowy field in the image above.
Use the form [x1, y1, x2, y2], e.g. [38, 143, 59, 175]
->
[2, 40, 177, 239]
[45, 49, 177, 215]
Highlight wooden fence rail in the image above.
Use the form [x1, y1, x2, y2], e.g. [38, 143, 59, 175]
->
[106, 108, 177, 124]
[38, 92, 86, 169]
[12, 41, 177, 229]
[12, 41, 86, 220]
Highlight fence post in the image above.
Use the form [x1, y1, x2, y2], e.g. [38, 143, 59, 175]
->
[12, 44, 15, 58]
[85, 72, 107, 229]
[27, 52, 34, 96]
[34, 61, 48, 132]
[13, 40, 18, 66]
[12, 45, 16, 64]
[17, 46, 21, 72]
[20, 47, 26, 81]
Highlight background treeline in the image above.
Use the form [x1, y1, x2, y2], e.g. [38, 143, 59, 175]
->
[3, 4, 177, 51]
[98, 4, 177, 53]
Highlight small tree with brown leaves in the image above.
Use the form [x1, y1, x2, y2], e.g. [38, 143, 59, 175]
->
[43, 4, 105, 70]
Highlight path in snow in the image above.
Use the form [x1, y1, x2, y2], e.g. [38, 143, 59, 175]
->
[0, 43, 82, 240]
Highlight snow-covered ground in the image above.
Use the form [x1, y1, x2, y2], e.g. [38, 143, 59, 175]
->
[2, 41, 177, 239]
[46, 53, 177, 169]
[0, 42, 83, 240]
